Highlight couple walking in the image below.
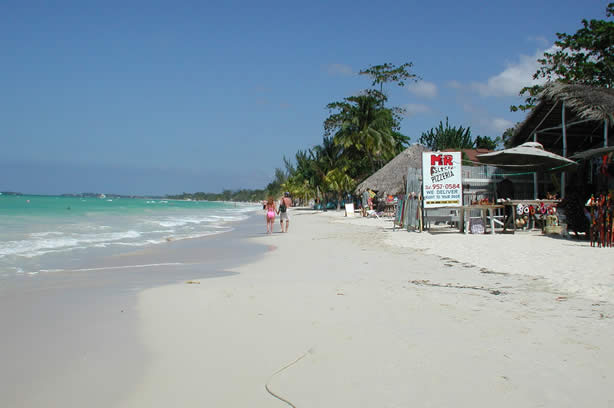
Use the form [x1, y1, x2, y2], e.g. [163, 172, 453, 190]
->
[265, 192, 292, 234]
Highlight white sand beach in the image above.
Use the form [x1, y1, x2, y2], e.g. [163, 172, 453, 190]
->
[118, 209, 614, 407]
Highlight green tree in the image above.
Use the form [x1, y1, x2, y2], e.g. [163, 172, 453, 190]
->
[512, 3, 614, 112]
[501, 126, 517, 148]
[265, 168, 287, 197]
[281, 137, 343, 206]
[310, 137, 346, 205]
[166, 188, 266, 202]
[313, 136, 344, 176]
[359, 62, 420, 95]
[474, 135, 501, 150]
[419, 118, 474, 151]
[286, 150, 317, 198]
[325, 94, 406, 175]
[221, 189, 232, 201]
[324, 168, 356, 210]
[278, 61, 417, 208]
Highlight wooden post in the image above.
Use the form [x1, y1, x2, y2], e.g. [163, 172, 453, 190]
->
[533, 132, 538, 200]
[561, 101, 567, 199]
[418, 196, 423, 232]
[488, 208, 495, 235]
[464, 207, 469, 235]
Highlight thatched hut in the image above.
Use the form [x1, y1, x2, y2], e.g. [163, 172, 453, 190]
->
[355, 144, 427, 196]
[510, 82, 614, 201]
[510, 82, 614, 155]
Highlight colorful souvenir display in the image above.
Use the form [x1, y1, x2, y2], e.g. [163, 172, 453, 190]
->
[470, 198, 492, 205]
[517, 203, 553, 216]
[515, 203, 558, 228]
[586, 193, 614, 248]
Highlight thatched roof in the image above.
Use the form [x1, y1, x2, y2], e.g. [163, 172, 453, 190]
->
[511, 82, 614, 152]
[542, 82, 614, 122]
[355, 144, 427, 196]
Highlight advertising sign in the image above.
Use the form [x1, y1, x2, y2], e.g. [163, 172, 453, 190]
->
[422, 152, 463, 208]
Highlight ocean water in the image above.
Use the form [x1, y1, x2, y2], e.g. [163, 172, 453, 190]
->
[0, 195, 260, 278]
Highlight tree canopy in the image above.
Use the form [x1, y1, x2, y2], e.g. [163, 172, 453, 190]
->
[358, 63, 419, 95]
[474, 135, 501, 150]
[512, 3, 614, 112]
[166, 189, 266, 202]
[277, 63, 415, 206]
[418, 118, 501, 152]
[418, 118, 473, 151]
[325, 93, 408, 177]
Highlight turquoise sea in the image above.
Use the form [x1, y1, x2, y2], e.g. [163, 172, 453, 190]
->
[0, 194, 260, 278]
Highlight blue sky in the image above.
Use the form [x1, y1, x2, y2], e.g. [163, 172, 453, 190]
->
[1, 0, 609, 195]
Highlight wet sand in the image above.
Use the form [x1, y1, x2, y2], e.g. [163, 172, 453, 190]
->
[0, 215, 268, 408]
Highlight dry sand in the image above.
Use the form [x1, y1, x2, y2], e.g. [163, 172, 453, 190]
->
[119, 209, 614, 407]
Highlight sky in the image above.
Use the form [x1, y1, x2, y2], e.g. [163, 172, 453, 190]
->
[1, 0, 609, 195]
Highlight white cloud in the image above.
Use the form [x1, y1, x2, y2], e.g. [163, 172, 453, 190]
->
[462, 102, 478, 114]
[403, 103, 431, 117]
[490, 118, 514, 132]
[407, 81, 438, 99]
[471, 46, 557, 97]
[446, 80, 463, 89]
[528, 36, 549, 47]
[474, 117, 514, 134]
[459, 102, 513, 133]
[327, 63, 353, 76]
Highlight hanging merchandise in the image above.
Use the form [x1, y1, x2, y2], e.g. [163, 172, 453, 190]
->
[601, 154, 610, 175]
[587, 194, 614, 248]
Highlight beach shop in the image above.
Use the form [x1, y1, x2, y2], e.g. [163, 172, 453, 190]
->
[506, 83, 614, 244]
[395, 83, 614, 238]
[508, 83, 614, 198]
[418, 151, 509, 234]
[391, 145, 575, 234]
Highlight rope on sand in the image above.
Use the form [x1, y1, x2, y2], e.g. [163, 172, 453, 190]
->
[265, 349, 312, 407]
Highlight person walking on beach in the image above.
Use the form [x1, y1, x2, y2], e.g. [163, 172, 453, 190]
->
[265, 197, 276, 234]
[361, 190, 369, 217]
[277, 192, 292, 232]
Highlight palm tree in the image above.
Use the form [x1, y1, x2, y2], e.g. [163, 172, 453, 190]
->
[328, 94, 398, 175]
[324, 168, 356, 210]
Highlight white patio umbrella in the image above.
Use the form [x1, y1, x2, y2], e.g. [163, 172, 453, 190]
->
[477, 142, 577, 199]
[476, 142, 577, 171]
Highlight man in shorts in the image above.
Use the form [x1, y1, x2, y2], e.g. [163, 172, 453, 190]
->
[278, 192, 292, 232]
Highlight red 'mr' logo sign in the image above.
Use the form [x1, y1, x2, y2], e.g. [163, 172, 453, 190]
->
[431, 154, 453, 166]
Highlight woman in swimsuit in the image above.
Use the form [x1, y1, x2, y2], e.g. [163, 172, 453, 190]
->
[265, 196, 276, 234]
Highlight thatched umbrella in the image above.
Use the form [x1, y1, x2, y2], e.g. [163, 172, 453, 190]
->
[355, 144, 427, 196]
